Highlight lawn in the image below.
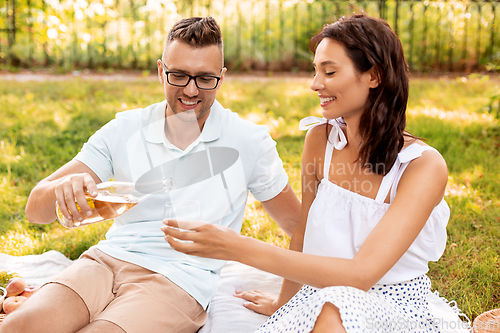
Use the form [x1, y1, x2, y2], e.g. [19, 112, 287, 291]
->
[0, 72, 499, 321]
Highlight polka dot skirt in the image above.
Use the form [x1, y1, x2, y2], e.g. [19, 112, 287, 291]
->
[256, 275, 440, 333]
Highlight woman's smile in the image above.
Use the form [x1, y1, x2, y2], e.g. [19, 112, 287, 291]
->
[319, 96, 337, 107]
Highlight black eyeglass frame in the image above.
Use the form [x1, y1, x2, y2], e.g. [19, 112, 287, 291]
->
[160, 61, 224, 90]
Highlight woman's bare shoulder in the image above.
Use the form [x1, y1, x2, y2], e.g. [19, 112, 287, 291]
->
[402, 135, 447, 174]
[304, 124, 328, 150]
[402, 138, 447, 179]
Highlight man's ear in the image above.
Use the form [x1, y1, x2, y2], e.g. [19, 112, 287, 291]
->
[215, 67, 227, 91]
[157, 60, 165, 85]
[368, 66, 381, 89]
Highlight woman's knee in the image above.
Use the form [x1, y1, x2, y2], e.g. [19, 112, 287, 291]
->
[311, 302, 347, 333]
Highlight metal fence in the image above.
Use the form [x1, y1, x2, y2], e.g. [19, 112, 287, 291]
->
[1, 0, 499, 72]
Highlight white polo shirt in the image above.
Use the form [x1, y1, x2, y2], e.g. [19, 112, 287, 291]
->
[74, 99, 288, 308]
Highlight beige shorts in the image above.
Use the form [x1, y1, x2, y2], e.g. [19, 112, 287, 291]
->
[47, 247, 206, 333]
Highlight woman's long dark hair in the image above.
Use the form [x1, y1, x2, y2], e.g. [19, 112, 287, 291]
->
[309, 14, 413, 175]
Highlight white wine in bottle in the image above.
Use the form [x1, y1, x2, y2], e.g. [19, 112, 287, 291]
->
[56, 179, 174, 229]
[56, 192, 138, 228]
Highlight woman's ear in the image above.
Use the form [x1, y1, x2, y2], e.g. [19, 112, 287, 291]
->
[368, 66, 381, 89]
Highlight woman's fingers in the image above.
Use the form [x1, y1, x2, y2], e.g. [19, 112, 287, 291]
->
[242, 301, 263, 313]
[233, 290, 259, 301]
[233, 290, 278, 316]
[162, 220, 222, 242]
[234, 290, 275, 302]
[162, 222, 239, 260]
[164, 232, 193, 253]
[162, 224, 195, 241]
[162, 218, 179, 229]
[162, 225, 206, 256]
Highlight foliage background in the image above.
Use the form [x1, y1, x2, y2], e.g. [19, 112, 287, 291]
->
[1, 0, 500, 72]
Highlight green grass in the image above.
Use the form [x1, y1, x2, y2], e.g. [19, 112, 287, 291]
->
[0, 73, 499, 321]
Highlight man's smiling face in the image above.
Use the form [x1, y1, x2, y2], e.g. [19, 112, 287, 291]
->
[158, 40, 225, 125]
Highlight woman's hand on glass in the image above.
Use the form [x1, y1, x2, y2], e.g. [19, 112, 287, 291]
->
[161, 220, 240, 261]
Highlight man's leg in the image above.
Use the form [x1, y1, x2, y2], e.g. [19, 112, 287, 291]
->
[1, 248, 117, 333]
[0, 283, 90, 333]
[95, 260, 207, 333]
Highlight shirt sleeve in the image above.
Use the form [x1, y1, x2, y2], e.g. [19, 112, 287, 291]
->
[247, 131, 289, 202]
[73, 120, 117, 182]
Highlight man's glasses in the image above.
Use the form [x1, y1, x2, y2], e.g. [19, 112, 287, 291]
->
[160, 61, 224, 90]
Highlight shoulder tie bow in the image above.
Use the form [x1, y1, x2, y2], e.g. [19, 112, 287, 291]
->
[298, 116, 348, 150]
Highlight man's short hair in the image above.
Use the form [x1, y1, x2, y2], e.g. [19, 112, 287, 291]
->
[166, 16, 223, 50]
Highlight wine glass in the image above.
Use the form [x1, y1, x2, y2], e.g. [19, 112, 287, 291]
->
[163, 199, 205, 232]
[163, 199, 208, 265]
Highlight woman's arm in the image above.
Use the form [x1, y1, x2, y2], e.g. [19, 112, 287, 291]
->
[163, 144, 448, 292]
[349, 148, 448, 289]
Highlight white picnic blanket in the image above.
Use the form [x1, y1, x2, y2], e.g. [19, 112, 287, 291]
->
[0, 250, 73, 287]
[0, 251, 471, 332]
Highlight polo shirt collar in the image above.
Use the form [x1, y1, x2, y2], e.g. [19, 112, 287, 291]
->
[145, 99, 222, 145]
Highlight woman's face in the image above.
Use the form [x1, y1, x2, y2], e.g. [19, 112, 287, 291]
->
[310, 38, 377, 122]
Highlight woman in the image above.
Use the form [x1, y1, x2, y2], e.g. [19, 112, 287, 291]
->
[162, 13, 449, 333]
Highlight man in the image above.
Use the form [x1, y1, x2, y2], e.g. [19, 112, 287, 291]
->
[1, 17, 299, 333]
